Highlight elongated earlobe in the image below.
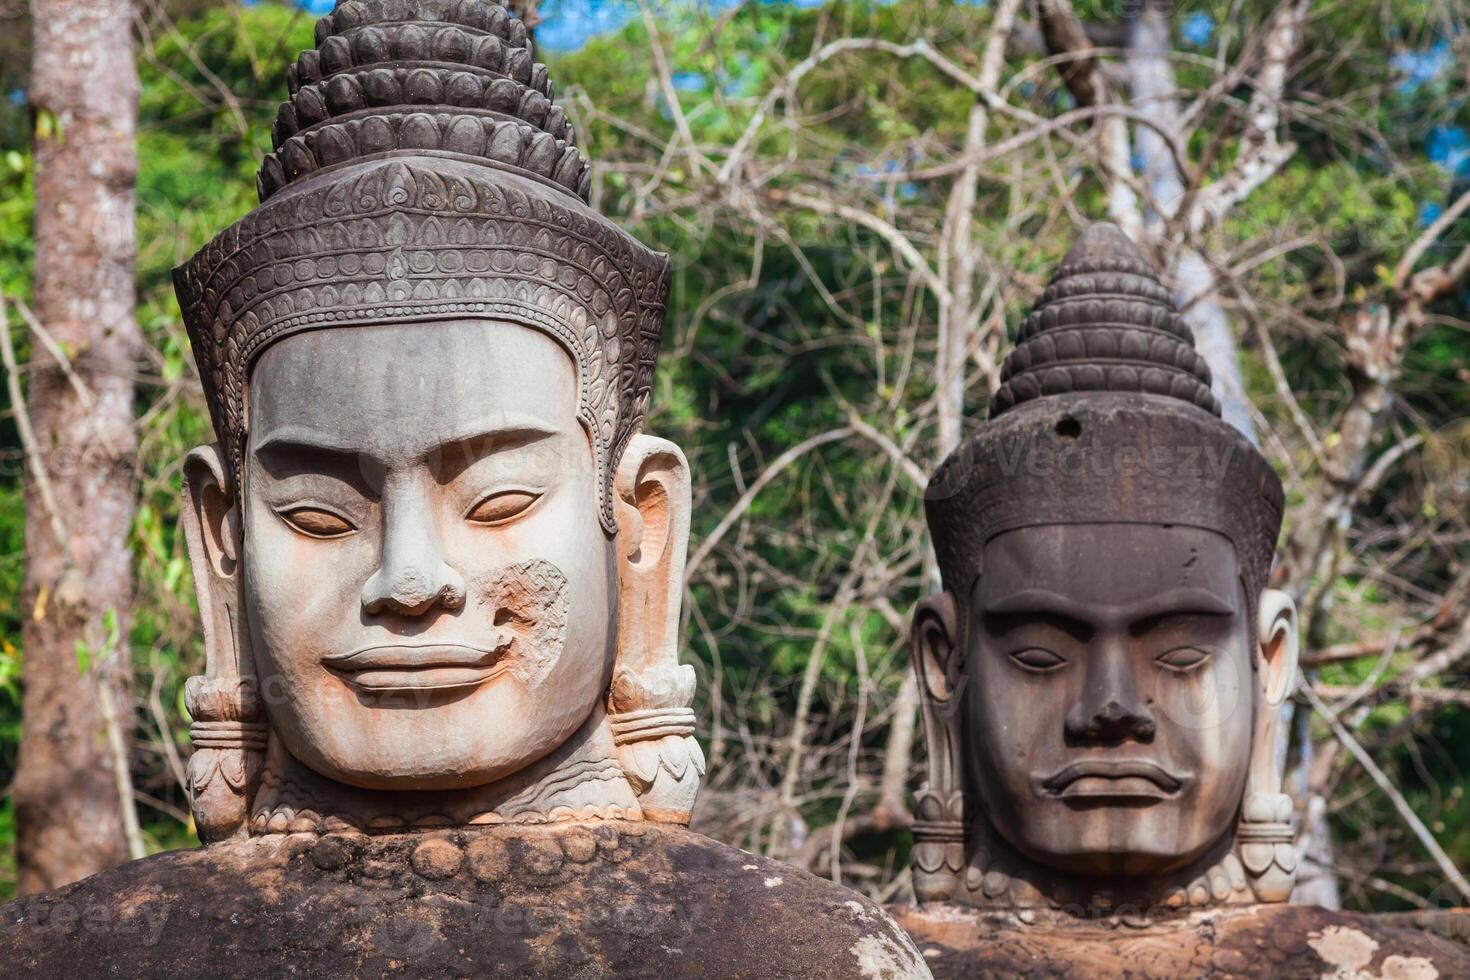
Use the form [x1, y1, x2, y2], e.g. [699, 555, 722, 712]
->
[608, 434, 704, 824]
[1240, 587, 1300, 902]
[913, 593, 960, 706]
[910, 591, 967, 904]
[181, 444, 265, 842]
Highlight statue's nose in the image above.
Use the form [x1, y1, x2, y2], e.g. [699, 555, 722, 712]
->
[1066, 698, 1157, 743]
[361, 563, 466, 616]
[360, 486, 466, 616]
[1066, 648, 1156, 743]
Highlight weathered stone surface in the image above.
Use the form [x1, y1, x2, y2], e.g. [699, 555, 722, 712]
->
[895, 902, 1470, 979]
[174, 0, 701, 854]
[909, 223, 1302, 913]
[0, 823, 930, 979]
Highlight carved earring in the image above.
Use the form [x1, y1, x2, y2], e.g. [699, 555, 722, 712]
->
[910, 592, 967, 903]
[181, 444, 267, 842]
[1239, 588, 1300, 902]
[608, 434, 705, 824]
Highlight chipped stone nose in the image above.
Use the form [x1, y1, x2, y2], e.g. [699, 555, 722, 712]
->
[361, 563, 466, 616]
[1067, 697, 1157, 743]
[360, 488, 467, 616]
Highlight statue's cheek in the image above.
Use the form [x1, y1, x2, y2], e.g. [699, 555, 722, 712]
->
[1150, 651, 1250, 743]
[472, 559, 570, 686]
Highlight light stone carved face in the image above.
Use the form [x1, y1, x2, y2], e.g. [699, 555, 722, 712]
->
[964, 524, 1254, 877]
[241, 319, 614, 790]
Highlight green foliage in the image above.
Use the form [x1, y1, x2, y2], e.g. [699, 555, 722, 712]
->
[0, 0, 1467, 911]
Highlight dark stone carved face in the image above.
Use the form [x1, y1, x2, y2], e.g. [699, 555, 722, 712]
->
[964, 524, 1254, 877]
[242, 319, 615, 791]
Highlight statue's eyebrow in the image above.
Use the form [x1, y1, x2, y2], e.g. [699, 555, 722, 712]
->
[253, 426, 374, 462]
[431, 418, 561, 483]
[983, 589, 1095, 632]
[1119, 588, 1234, 624]
[252, 416, 560, 471]
[983, 587, 1233, 631]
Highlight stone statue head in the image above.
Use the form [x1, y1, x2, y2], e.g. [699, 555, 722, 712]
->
[173, 0, 703, 840]
[910, 224, 1299, 912]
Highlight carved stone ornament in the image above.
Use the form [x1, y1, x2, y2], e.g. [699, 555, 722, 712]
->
[896, 224, 1470, 978]
[1, 3, 933, 976]
[911, 222, 1295, 914]
[166, 0, 701, 841]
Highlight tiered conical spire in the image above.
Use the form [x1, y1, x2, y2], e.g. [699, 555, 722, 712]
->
[989, 222, 1220, 418]
[258, 0, 588, 201]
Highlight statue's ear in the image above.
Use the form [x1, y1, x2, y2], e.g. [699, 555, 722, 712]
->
[608, 434, 703, 824]
[911, 592, 961, 706]
[909, 591, 967, 903]
[180, 444, 264, 843]
[612, 434, 691, 675]
[181, 444, 240, 666]
[1256, 589, 1299, 707]
[1242, 587, 1300, 902]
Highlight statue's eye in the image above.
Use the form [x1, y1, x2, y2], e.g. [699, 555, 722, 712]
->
[1156, 647, 1211, 672]
[466, 490, 541, 525]
[1009, 648, 1067, 673]
[278, 506, 356, 539]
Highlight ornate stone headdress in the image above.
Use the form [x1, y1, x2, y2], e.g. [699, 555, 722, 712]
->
[912, 223, 1296, 910]
[173, 0, 671, 533]
[925, 222, 1283, 604]
[175, 1, 704, 845]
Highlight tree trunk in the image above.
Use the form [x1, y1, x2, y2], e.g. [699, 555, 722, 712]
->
[1125, 3, 1257, 443]
[12, 0, 141, 895]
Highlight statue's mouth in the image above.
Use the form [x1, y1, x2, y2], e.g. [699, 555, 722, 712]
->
[1038, 759, 1188, 800]
[323, 640, 512, 694]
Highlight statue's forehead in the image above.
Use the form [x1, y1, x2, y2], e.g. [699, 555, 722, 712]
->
[246, 319, 579, 462]
[979, 523, 1239, 610]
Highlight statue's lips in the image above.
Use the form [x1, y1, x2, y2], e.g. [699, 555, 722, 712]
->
[322, 642, 509, 693]
[1038, 760, 1188, 800]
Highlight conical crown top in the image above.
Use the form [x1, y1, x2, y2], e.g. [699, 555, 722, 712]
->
[989, 222, 1220, 418]
[258, 0, 588, 202]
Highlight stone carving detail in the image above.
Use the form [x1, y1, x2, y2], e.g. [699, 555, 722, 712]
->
[991, 236, 1220, 417]
[911, 223, 1299, 913]
[274, 68, 574, 147]
[264, 0, 574, 200]
[183, 675, 266, 843]
[909, 787, 965, 904]
[607, 668, 704, 823]
[245, 718, 643, 835]
[172, 0, 699, 836]
[1238, 792, 1298, 903]
[476, 559, 570, 685]
[606, 435, 705, 823]
[174, 0, 668, 534]
[265, 114, 588, 199]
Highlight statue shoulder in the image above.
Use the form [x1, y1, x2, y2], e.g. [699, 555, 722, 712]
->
[893, 902, 1470, 979]
[1, 824, 930, 979]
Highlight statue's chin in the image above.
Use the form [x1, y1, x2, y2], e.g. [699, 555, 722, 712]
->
[992, 808, 1217, 880]
[276, 701, 584, 793]
[283, 742, 538, 791]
